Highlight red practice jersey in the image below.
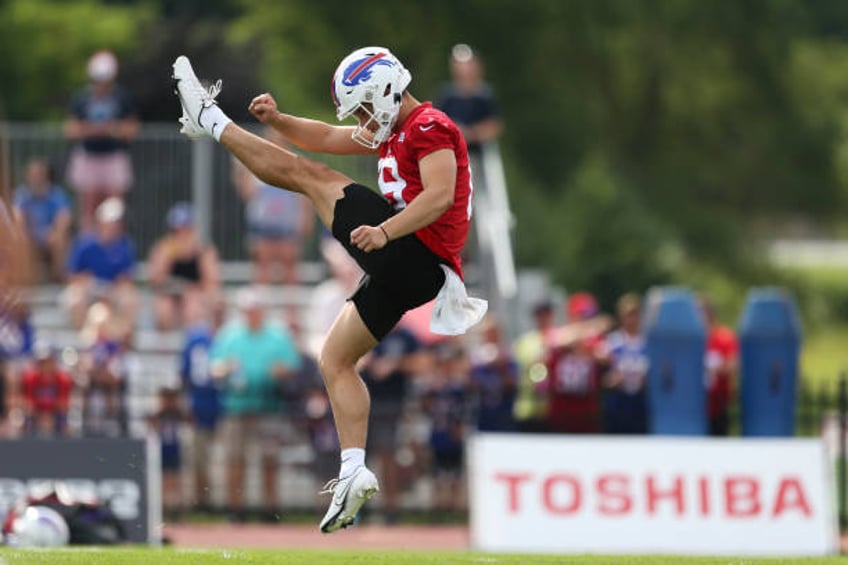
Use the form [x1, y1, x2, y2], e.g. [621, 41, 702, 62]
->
[378, 102, 472, 278]
[22, 368, 73, 413]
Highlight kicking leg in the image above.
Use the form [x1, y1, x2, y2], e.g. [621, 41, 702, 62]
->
[218, 125, 348, 229]
[173, 56, 349, 229]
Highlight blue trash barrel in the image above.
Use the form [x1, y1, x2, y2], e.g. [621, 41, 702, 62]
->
[643, 287, 708, 435]
[738, 287, 802, 436]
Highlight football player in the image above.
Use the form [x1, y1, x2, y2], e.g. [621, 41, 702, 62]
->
[173, 46, 485, 533]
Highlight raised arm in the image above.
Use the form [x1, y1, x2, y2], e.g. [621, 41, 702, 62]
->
[249, 93, 375, 156]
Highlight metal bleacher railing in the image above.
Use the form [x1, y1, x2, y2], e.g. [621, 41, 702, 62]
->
[0, 121, 380, 259]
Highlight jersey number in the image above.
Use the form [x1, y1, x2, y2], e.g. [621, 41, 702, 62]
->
[378, 156, 407, 210]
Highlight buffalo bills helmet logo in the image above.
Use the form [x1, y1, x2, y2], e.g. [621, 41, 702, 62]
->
[342, 53, 395, 87]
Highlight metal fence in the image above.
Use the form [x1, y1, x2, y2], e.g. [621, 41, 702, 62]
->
[0, 122, 379, 260]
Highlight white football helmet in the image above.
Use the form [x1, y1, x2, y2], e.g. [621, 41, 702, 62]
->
[5, 506, 70, 548]
[332, 46, 412, 149]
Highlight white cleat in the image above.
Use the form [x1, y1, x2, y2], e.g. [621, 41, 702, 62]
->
[171, 56, 223, 140]
[318, 466, 379, 534]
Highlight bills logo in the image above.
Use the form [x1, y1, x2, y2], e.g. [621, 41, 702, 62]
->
[342, 53, 394, 86]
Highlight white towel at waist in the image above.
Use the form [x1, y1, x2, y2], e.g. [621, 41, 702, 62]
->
[429, 265, 488, 335]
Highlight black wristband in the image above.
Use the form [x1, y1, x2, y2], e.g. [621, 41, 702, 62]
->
[379, 225, 390, 243]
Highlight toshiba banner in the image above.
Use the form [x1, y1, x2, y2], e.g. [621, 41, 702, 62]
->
[469, 435, 837, 556]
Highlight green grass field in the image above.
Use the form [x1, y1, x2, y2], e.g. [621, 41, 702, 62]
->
[0, 549, 846, 565]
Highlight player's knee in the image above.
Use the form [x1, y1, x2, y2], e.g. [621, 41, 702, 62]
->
[318, 349, 353, 382]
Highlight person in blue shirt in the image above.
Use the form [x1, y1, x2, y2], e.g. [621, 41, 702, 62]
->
[435, 44, 503, 158]
[64, 197, 137, 328]
[148, 386, 189, 521]
[423, 339, 470, 517]
[602, 293, 649, 434]
[469, 317, 517, 432]
[180, 306, 224, 512]
[13, 158, 72, 283]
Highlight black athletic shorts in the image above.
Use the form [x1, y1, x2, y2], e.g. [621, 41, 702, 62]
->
[331, 183, 446, 340]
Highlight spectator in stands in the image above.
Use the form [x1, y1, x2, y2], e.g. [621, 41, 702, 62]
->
[210, 286, 300, 522]
[0, 198, 29, 437]
[65, 197, 138, 329]
[179, 296, 226, 512]
[435, 44, 503, 157]
[422, 338, 470, 517]
[13, 158, 72, 283]
[0, 350, 6, 437]
[361, 325, 421, 524]
[602, 293, 649, 434]
[21, 341, 73, 438]
[148, 386, 188, 521]
[701, 296, 739, 436]
[469, 317, 518, 432]
[232, 128, 315, 288]
[78, 299, 131, 437]
[148, 202, 221, 331]
[64, 50, 138, 232]
[541, 293, 609, 434]
[512, 301, 556, 432]
[0, 300, 35, 437]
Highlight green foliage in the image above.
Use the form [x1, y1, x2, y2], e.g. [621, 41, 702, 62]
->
[0, 0, 154, 119]
[4, 0, 848, 307]
[513, 154, 673, 309]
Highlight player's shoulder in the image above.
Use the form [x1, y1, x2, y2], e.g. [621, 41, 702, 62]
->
[409, 104, 460, 133]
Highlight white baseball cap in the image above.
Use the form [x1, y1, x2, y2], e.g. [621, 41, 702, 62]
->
[87, 50, 119, 83]
[235, 286, 266, 311]
[95, 197, 124, 224]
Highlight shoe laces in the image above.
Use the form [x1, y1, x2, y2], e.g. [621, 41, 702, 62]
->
[179, 76, 222, 105]
[205, 79, 222, 102]
[319, 478, 339, 496]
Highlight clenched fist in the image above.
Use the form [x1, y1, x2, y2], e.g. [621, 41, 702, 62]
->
[350, 224, 390, 253]
[249, 93, 279, 124]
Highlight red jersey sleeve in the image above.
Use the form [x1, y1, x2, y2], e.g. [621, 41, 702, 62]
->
[406, 117, 459, 162]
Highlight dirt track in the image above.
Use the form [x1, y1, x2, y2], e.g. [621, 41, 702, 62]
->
[165, 524, 848, 554]
[163, 524, 470, 551]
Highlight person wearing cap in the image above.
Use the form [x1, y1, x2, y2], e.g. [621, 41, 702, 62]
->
[64, 196, 138, 328]
[20, 341, 74, 437]
[435, 44, 503, 157]
[540, 292, 609, 434]
[209, 286, 301, 522]
[64, 50, 139, 232]
[147, 202, 221, 331]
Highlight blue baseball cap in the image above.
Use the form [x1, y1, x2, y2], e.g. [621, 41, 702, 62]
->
[167, 202, 194, 230]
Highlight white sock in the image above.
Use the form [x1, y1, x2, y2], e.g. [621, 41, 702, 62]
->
[198, 104, 233, 142]
[339, 448, 365, 479]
